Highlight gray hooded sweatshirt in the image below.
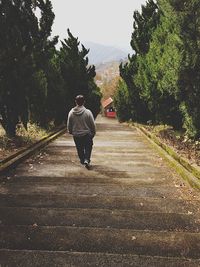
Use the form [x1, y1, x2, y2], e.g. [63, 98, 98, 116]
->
[67, 105, 96, 137]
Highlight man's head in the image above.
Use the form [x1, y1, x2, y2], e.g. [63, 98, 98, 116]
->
[75, 95, 85, 106]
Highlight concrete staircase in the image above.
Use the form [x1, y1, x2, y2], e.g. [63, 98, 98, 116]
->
[0, 117, 200, 266]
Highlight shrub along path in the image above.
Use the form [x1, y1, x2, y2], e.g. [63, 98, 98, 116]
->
[0, 116, 200, 266]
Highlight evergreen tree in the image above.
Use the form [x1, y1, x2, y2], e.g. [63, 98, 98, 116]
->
[135, 0, 183, 128]
[172, 0, 200, 137]
[114, 79, 132, 122]
[44, 52, 66, 126]
[115, 0, 200, 138]
[131, 0, 160, 55]
[58, 29, 101, 118]
[0, 0, 57, 136]
[119, 56, 151, 122]
[0, 0, 35, 136]
[29, 0, 58, 127]
[115, 0, 159, 123]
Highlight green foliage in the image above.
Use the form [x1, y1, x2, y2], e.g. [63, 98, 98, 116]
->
[172, 0, 200, 138]
[131, 0, 159, 55]
[114, 80, 132, 122]
[0, 0, 33, 136]
[0, 0, 57, 136]
[115, 0, 158, 123]
[116, 0, 200, 138]
[179, 103, 198, 138]
[86, 83, 102, 119]
[44, 54, 66, 126]
[29, 70, 48, 126]
[116, 0, 200, 136]
[0, 2, 101, 137]
[58, 29, 101, 118]
[135, 0, 183, 128]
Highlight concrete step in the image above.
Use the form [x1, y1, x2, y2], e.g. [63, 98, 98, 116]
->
[1, 250, 200, 267]
[45, 146, 158, 154]
[1, 207, 199, 232]
[31, 159, 164, 170]
[1, 175, 173, 186]
[9, 168, 173, 180]
[1, 226, 200, 258]
[0, 183, 178, 198]
[14, 163, 170, 176]
[0, 194, 198, 214]
[1, 116, 200, 266]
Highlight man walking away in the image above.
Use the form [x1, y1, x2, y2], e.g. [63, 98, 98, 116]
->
[67, 95, 96, 169]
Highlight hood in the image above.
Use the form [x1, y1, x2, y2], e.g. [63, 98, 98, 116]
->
[72, 105, 86, 116]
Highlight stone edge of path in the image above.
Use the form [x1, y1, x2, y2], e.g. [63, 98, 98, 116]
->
[128, 123, 200, 190]
[0, 127, 67, 175]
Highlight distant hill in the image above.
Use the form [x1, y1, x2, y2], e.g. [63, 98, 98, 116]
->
[84, 41, 127, 65]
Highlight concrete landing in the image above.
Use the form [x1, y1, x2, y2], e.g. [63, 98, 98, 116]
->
[0, 116, 200, 266]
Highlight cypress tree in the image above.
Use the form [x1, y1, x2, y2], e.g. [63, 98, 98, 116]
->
[29, 0, 58, 127]
[135, 0, 183, 128]
[172, 0, 200, 138]
[58, 29, 101, 118]
[115, 0, 159, 123]
[0, 0, 57, 136]
[0, 0, 35, 136]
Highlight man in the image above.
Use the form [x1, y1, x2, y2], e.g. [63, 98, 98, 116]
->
[67, 95, 96, 169]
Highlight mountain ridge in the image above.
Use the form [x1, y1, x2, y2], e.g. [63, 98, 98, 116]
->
[84, 41, 127, 65]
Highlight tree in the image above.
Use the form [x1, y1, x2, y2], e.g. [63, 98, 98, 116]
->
[119, 57, 151, 122]
[172, 0, 200, 137]
[115, 0, 159, 123]
[29, 0, 58, 127]
[135, 0, 183, 128]
[131, 0, 160, 55]
[116, 0, 200, 138]
[44, 53, 66, 126]
[114, 79, 132, 122]
[58, 29, 101, 119]
[0, 0, 57, 136]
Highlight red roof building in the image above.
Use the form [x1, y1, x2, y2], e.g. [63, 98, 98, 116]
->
[102, 97, 113, 109]
[102, 97, 116, 118]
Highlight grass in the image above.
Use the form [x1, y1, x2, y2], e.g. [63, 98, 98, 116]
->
[0, 123, 50, 160]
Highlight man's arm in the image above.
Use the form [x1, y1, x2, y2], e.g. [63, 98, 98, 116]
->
[67, 112, 73, 134]
[88, 111, 96, 137]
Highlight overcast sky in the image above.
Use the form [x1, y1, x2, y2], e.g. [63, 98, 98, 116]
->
[50, 0, 146, 51]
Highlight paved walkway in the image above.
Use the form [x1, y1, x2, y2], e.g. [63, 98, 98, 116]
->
[0, 116, 200, 266]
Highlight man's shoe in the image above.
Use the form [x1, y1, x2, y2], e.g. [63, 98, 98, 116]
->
[84, 160, 90, 170]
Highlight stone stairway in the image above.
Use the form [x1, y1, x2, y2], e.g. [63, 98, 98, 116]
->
[0, 116, 200, 266]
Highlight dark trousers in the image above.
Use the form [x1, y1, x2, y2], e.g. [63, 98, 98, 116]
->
[73, 134, 93, 164]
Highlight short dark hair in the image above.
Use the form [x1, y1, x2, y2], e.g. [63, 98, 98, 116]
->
[75, 95, 85, 106]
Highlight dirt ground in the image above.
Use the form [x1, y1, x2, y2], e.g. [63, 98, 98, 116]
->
[144, 125, 200, 166]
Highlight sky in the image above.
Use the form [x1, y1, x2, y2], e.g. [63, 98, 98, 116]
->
[50, 0, 146, 52]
